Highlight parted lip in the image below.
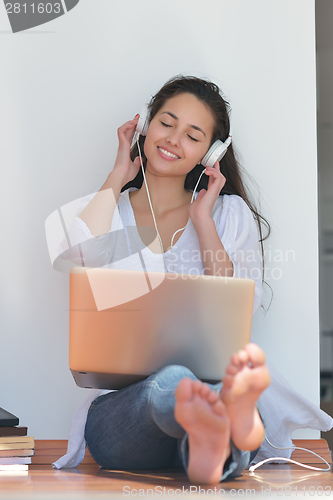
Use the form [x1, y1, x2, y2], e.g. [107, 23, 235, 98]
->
[157, 146, 181, 159]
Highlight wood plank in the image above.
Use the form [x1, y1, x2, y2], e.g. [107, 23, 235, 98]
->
[31, 439, 332, 466]
[291, 439, 331, 464]
[32, 440, 96, 465]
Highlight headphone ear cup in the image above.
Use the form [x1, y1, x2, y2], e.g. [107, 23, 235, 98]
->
[136, 103, 150, 136]
[136, 96, 154, 136]
[201, 140, 228, 168]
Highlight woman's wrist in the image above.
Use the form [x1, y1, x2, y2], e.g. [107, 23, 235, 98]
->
[194, 217, 234, 277]
[192, 215, 215, 237]
[102, 169, 125, 194]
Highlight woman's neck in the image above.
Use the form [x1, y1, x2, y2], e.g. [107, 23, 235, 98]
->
[132, 166, 191, 216]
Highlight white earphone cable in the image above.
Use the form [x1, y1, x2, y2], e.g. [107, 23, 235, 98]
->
[136, 138, 207, 273]
[169, 168, 207, 272]
[249, 436, 331, 472]
[136, 139, 167, 272]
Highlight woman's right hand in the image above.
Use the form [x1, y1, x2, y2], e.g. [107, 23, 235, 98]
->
[79, 116, 142, 237]
[112, 115, 142, 186]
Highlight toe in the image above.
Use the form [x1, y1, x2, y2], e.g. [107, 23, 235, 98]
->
[222, 373, 233, 389]
[245, 343, 266, 367]
[230, 353, 241, 368]
[226, 364, 238, 376]
[238, 349, 249, 366]
[230, 349, 248, 369]
[213, 399, 227, 418]
[192, 380, 202, 395]
[199, 383, 211, 398]
[175, 378, 194, 403]
[207, 390, 219, 405]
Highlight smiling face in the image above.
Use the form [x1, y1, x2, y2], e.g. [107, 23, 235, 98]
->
[143, 93, 215, 179]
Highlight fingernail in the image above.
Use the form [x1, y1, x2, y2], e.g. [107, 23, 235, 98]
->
[134, 114, 139, 119]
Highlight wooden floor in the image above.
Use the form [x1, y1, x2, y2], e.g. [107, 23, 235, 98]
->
[1, 463, 333, 499]
[0, 440, 332, 499]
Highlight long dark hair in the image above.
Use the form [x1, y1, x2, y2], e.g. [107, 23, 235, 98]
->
[123, 75, 271, 297]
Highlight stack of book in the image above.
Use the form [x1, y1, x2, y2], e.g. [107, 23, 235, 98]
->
[0, 407, 34, 472]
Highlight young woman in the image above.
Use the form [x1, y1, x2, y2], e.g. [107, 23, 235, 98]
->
[56, 76, 272, 483]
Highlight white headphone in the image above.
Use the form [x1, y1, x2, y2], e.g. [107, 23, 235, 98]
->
[135, 97, 232, 167]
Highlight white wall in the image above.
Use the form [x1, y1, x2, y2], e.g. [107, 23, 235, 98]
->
[0, 0, 319, 439]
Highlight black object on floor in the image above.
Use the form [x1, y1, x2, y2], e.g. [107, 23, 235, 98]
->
[0, 407, 19, 427]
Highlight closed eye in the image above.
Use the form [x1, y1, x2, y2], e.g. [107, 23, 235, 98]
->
[161, 121, 198, 142]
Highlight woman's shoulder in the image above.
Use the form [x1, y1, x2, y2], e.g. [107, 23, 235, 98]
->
[118, 187, 137, 210]
[213, 193, 257, 242]
[119, 187, 137, 202]
[117, 188, 138, 226]
[214, 193, 253, 219]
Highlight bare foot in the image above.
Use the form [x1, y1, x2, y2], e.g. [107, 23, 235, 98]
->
[220, 343, 270, 452]
[174, 378, 231, 484]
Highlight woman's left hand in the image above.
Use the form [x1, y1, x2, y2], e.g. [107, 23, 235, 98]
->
[189, 161, 226, 230]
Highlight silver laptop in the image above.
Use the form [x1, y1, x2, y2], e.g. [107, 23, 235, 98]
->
[69, 267, 255, 390]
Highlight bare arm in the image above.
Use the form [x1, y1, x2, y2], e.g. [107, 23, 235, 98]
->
[195, 218, 234, 277]
[189, 163, 234, 277]
[79, 115, 141, 237]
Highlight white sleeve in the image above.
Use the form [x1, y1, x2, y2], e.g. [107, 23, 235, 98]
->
[217, 195, 263, 314]
[52, 191, 123, 270]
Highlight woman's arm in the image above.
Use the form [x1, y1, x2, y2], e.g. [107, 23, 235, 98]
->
[189, 162, 233, 277]
[194, 218, 234, 277]
[79, 115, 141, 237]
[54, 115, 141, 269]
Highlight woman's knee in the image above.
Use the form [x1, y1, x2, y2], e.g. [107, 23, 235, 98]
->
[150, 365, 197, 388]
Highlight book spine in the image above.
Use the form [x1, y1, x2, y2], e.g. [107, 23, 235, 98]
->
[0, 438, 34, 450]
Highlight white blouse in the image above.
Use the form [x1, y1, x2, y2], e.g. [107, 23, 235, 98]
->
[58, 188, 263, 313]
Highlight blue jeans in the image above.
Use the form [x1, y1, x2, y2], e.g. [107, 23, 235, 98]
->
[84, 365, 256, 481]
